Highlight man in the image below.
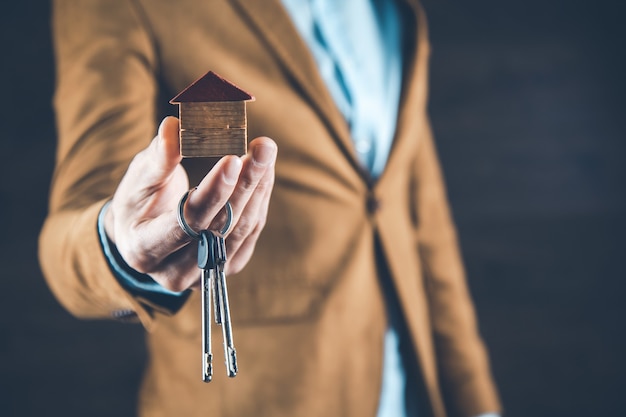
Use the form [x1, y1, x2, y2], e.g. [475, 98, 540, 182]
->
[40, 1, 501, 416]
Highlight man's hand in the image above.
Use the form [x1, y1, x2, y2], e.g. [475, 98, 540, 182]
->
[104, 116, 277, 291]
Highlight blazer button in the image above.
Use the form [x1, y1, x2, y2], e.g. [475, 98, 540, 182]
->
[366, 194, 382, 214]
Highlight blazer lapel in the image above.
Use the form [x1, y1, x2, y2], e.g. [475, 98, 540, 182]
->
[230, 0, 428, 185]
[378, 0, 429, 185]
[229, 0, 368, 177]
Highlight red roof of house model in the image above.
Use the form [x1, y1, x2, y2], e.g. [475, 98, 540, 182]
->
[170, 71, 254, 103]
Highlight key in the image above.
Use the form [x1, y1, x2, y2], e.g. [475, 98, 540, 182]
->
[214, 234, 238, 377]
[197, 230, 217, 382]
[212, 265, 222, 325]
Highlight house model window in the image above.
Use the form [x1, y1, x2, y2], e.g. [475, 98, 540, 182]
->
[170, 71, 255, 157]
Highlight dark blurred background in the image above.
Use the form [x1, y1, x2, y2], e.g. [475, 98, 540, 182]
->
[1, 1, 624, 416]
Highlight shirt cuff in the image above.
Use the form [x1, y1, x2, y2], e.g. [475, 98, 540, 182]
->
[97, 201, 190, 314]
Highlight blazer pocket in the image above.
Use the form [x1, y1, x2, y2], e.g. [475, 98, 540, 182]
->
[228, 278, 330, 325]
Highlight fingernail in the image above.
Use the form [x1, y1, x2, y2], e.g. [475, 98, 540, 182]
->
[223, 157, 242, 185]
[252, 142, 276, 167]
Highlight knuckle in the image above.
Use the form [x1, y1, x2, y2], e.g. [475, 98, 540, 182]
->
[194, 192, 227, 220]
[230, 217, 255, 241]
[159, 278, 187, 293]
[226, 221, 264, 262]
[234, 171, 273, 201]
[121, 239, 158, 274]
[238, 166, 269, 193]
[238, 174, 257, 192]
[255, 216, 267, 232]
[161, 268, 198, 292]
[254, 175, 275, 197]
[123, 249, 152, 274]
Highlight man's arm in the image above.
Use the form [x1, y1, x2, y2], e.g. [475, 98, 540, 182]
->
[39, 0, 277, 329]
[412, 121, 502, 416]
[39, 0, 163, 326]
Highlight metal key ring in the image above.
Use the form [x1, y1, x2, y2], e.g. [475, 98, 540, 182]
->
[177, 188, 233, 239]
[217, 201, 233, 236]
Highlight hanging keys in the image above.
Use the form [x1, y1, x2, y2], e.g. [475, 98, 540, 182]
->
[214, 234, 238, 377]
[179, 191, 237, 382]
[197, 230, 216, 382]
[196, 229, 237, 380]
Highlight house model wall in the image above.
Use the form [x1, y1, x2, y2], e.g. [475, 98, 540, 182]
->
[170, 71, 255, 157]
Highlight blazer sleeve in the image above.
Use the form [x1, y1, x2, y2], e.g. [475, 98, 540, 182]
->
[412, 121, 502, 416]
[39, 0, 162, 329]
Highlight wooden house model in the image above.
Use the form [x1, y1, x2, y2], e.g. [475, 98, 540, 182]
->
[170, 71, 255, 157]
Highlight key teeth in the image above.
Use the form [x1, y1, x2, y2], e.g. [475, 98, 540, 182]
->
[213, 278, 222, 324]
[227, 348, 238, 377]
[203, 353, 213, 383]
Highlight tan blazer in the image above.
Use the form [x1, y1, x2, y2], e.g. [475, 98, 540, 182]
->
[40, 1, 501, 416]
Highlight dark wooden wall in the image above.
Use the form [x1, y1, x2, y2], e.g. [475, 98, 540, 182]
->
[1, 1, 624, 416]
[424, 1, 626, 415]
